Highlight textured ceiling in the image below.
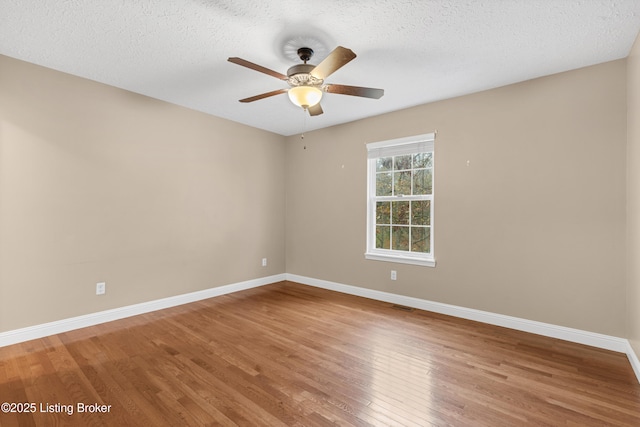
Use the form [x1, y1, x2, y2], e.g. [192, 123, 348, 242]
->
[1, 1, 640, 136]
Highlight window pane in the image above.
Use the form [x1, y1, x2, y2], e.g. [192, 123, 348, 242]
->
[394, 155, 412, 170]
[376, 157, 392, 172]
[411, 200, 431, 225]
[413, 152, 433, 168]
[413, 168, 432, 195]
[392, 226, 409, 251]
[394, 171, 411, 195]
[376, 202, 391, 224]
[392, 201, 410, 225]
[367, 138, 435, 261]
[376, 172, 392, 196]
[411, 227, 430, 253]
[376, 226, 391, 249]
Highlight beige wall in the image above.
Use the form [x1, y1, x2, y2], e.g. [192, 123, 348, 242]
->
[0, 52, 630, 339]
[628, 31, 640, 354]
[0, 55, 286, 332]
[286, 59, 627, 336]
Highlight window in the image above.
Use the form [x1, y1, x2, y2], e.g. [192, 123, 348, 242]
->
[365, 133, 435, 267]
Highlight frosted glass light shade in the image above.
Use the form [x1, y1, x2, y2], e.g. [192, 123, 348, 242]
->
[288, 86, 322, 108]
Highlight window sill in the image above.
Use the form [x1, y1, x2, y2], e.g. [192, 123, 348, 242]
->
[364, 252, 436, 267]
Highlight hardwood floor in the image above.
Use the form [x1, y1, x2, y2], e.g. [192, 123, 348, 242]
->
[1, 281, 639, 426]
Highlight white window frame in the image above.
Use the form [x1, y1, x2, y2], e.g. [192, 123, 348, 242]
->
[365, 132, 436, 267]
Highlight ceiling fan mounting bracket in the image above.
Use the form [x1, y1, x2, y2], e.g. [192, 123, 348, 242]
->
[297, 47, 314, 63]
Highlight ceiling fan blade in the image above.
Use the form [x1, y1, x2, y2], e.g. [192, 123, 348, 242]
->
[228, 57, 288, 80]
[308, 103, 323, 116]
[310, 46, 356, 80]
[323, 84, 384, 99]
[239, 88, 288, 103]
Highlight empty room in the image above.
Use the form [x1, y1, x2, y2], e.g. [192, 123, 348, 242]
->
[2, 1, 640, 425]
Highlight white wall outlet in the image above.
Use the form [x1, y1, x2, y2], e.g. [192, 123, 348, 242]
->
[391, 270, 397, 281]
[262, 258, 267, 267]
[96, 282, 106, 295]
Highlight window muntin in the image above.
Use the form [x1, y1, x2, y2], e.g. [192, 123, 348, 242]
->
[366, 133, 435, 267]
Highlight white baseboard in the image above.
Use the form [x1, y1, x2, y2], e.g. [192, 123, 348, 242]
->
[287, 274, 639, 381]
[626, 341, 640, 382]
[3, 272, 639, 385]
[0, 274, 286, 348]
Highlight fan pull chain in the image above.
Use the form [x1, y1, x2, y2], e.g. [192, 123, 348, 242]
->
[301, 108, 307, 144]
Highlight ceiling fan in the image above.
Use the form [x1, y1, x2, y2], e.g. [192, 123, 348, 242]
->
[228, 46, 384, 116]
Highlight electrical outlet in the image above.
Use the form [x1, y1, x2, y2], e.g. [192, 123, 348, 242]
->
[262, 258, 267, 267]
[96, 282, 106, 295]
[391, 270, 397, 281]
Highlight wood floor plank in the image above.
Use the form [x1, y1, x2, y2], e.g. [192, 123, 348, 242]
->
[1, 281, 640, 426]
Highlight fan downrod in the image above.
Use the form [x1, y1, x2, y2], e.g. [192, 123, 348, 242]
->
[297, 47, 314, 63]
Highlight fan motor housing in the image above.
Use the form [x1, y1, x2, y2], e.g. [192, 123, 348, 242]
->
[287, 64, 323, 87]
[287, 63, 315, 76]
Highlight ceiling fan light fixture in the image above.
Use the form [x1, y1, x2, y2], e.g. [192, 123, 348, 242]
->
[288, 85, 323, 109]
